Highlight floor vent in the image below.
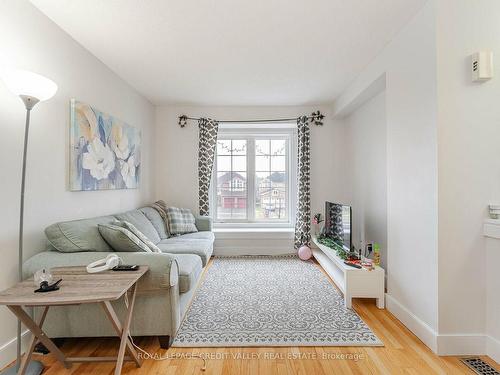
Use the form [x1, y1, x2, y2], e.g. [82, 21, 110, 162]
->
[460, 358, 500, 375]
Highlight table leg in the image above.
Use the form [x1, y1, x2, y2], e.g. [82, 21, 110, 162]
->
[100, 283, 141, 375]
[100, 302, 141, 367]
[115, 283, 138, 375]
[7, 306, 71, 370]
[344, 293, 352, 309]
[16, 306, 49, 375]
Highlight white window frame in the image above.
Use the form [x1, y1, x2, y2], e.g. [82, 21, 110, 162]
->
[211, 125, 297, 229]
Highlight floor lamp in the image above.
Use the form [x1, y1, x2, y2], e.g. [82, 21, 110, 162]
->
[0, 69, 57, 375]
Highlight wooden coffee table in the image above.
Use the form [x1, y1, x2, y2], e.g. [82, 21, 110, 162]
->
[0, 266, 149, 375]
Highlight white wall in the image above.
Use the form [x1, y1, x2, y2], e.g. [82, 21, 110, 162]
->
[155, 105, 347, 254]
[0, 0, 155, 367]
[436, 0, 500, 359]
[334, 1, 439, 350]
[336, 0, 500, 359]
[344, 92, 387, 269]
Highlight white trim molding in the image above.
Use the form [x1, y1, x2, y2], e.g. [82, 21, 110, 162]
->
[436, 334, 486, 356]
[0, 329, 31, 369]
[487, 335, 500, 364]
[333, 72, 386, 118]
[386, 293, 500, 359]
[385, 293, 438, 353]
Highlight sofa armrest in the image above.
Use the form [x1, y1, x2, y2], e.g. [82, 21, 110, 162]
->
[23, 251, 179, 292]
[195, 216, 212, 232]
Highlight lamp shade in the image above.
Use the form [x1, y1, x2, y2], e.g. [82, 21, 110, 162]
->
[0, 69, 57, 101]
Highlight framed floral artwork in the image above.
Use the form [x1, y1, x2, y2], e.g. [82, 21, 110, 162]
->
[69, 99, 141, 191]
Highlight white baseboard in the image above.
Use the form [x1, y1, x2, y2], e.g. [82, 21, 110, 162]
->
[436, 334, 486, 356]
[385, 293, 438, 352]
[0, 330, 31, 370]
[487, 335, 500, 364]
[385, 294, 500, 361]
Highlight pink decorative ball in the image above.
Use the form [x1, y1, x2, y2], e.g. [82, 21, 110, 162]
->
[298, 245, 312, 260]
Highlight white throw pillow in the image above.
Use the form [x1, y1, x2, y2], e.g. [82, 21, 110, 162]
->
[114, 220, 161, 253]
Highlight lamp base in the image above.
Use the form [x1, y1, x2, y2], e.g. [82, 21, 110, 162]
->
[1, 360, 43, 375]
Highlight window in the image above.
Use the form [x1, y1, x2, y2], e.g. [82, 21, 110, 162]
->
[212, 126, 296, 226]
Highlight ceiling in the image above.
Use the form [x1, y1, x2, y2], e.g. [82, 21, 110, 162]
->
[31, 0, 427, 106]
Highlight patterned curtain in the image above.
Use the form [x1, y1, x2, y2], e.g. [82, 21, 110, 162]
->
[198, 118, 219, 216]
[294, 116, 311, 249]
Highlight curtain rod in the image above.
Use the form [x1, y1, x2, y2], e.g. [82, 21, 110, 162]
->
[178, 110, 325, 127]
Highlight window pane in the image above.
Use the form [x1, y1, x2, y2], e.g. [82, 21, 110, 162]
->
[256, 155, 270, 171]
[215, 140, 247, 221]
[217, 156, 231, 171]
[216, 187, 230, 220]
[265, 187, 286, 219]
[271, 140, 286, 156]
[231, 196, 247, 219]
[255, 172, 270, 220]
[271, 156, 286, 171]
[254, 139, 288, 221]
[230, 172, 246, 193]
[232, 140, 246, 155]
[217, 191, 247, 220]
[256, 172, 271, 187]
[217, 172, 230, 188]
[217, 140, 231, 155]
[256, 140, 269, 155]
[232, 156, 246, 172]
[270, 171, 286, 184]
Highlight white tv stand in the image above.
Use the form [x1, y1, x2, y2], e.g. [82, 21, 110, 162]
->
[311, 235, 385, 309]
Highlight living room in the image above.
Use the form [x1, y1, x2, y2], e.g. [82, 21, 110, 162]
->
[0, 1, 499, 374]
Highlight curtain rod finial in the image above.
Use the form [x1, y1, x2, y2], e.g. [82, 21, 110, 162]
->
[310, 110, 324, 126]
[178, 115, 188, 127]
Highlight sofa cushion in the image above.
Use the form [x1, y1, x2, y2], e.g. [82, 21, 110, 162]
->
[157, 238, 213, 266]
[175, 231, 215, 242]
[98, 224, 151, 252]
[139, 207, 169, 239]
[174, 254, 203, 293]
[165, 207, 198, 235]
[114, 210, 161, 244]
[45, 216, 116, 252]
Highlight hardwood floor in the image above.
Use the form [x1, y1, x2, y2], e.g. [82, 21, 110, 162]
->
[6, 260, 500, 375]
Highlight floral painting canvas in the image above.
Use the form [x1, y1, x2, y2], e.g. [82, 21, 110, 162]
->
[70, 100, 141, 191]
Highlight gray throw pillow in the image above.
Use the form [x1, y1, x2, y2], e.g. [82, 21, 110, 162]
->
[98, 224, 151, 252]
[114, 220, 161, 253]
[165, 207, 198, 235]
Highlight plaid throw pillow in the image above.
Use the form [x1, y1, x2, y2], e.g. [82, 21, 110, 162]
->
[165, 207, 198, 235]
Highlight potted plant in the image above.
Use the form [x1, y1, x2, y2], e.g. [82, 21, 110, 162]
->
[312, 213, 324, 236]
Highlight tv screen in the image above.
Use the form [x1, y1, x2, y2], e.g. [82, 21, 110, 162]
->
[324, 201, 352, 252]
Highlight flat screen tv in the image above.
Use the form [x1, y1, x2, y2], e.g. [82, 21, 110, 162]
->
[324, 201, 352, 252]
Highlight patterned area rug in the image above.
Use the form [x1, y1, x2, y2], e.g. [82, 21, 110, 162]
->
[173, 256, 382, 347]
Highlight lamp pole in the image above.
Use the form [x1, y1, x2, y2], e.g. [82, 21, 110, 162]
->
[0, 69, 57, 375]
[12, 96, 42, 375]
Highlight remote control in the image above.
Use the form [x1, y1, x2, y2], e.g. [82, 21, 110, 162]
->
[112, 265, 139, 271]
[344, 261, 362, 269]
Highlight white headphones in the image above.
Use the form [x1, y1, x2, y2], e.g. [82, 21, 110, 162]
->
[86, 254, 122, 273]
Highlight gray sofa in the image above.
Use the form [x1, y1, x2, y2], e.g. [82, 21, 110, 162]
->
[23, 206, 213, 348]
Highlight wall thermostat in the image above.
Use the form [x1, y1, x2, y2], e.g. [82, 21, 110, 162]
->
[471, 51, 493, 82]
